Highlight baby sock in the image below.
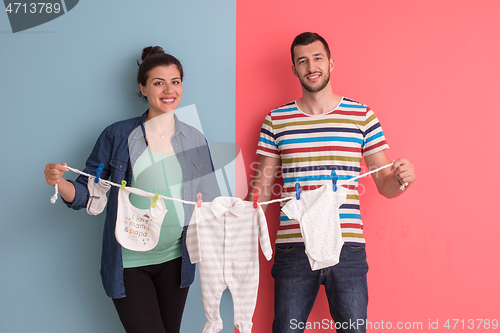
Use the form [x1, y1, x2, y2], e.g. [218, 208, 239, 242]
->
[86, 176, 111, 215]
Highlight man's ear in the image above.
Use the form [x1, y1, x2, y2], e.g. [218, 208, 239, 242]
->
[292, 64, 298, 77]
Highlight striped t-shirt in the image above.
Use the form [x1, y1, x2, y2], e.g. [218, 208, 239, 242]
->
[256, 97, 389, 246]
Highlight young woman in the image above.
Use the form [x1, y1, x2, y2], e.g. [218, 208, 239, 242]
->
[44, 46, 220, 333]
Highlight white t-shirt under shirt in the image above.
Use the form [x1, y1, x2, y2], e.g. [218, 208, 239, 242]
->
[256, 97, 389, 246]
[121, 148, 185, 268]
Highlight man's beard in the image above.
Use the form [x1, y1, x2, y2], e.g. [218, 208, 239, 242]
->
[299, 71, 330, 93]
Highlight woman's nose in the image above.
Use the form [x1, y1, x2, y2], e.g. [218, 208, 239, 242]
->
[163, 84, 173, 93]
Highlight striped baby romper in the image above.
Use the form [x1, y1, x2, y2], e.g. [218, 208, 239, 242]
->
[186, 196, 273, 333]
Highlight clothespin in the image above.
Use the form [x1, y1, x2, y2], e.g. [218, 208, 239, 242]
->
[253, 188, 259, 209]
[197, 193, 203, 208]
[151, 194, 159, 208]
[295, 183, 302, 200]
[331, 170, 338, 192]
[95, 163, 104, 183]
[120, 180, 127, 190]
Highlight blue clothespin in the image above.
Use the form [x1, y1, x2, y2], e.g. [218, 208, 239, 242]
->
[331, 170, 338, 192]
[95, 163, 104, 183]
[295, 182, 302, 200]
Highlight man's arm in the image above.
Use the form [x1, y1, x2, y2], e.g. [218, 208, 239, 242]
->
[364, 150, 416, 199]
[247, 155, 281, 213]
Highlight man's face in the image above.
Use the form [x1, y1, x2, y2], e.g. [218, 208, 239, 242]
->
[292, 40, 333, 93]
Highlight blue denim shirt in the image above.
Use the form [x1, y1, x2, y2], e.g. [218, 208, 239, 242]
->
[63, 110, 220, 299]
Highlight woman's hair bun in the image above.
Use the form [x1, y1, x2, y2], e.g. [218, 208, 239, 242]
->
[141, 46, 165, 61]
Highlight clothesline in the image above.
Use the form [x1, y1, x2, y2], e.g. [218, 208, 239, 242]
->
[262, 163, 403, 204]
[50, 163, 404, 206]
[51, 165, 197, 206]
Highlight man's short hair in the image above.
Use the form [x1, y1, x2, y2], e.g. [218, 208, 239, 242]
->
[291, 32, 331, 64]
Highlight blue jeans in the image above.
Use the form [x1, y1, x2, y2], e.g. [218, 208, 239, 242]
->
[271, 245, 368, 333]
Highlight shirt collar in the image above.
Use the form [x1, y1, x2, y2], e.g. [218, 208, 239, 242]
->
[174, 113, 190, 138]
[209, 197, 246, 217]
[132, 110, 191, 140]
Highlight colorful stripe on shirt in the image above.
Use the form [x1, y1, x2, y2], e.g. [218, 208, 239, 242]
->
[256, 97, 389, 245]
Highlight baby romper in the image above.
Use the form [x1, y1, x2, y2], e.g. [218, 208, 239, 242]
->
[281, 184, 348, 271]
[186, 197, 273, 333]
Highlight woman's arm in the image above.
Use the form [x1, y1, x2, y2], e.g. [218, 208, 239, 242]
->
[44, 163, 76, 203]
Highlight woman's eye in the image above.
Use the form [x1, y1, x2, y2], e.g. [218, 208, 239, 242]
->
[154, 81, 163, 85]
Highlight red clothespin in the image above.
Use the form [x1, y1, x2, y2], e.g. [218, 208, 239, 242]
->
[253, 188, 259, 209]
[196, 193, 203, 208]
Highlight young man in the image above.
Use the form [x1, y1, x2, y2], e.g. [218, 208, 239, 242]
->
[249, 32, 415, 333]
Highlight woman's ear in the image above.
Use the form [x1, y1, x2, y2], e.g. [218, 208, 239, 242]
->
[139, 84, 147, 97]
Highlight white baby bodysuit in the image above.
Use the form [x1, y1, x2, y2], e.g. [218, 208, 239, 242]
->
[281, 184, 348, 271]
[186, 197, 273, 333]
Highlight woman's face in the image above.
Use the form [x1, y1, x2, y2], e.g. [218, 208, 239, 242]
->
[140, 65, 183, 116]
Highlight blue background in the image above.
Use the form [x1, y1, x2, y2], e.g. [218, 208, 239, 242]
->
[0, 1, 236, 332]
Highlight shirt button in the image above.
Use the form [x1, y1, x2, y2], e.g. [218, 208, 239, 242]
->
[182, 165, 186, 168]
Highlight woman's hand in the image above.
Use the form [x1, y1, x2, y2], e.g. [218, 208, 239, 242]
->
[44, 163, 69, 187]
[44, 163, 75, 203]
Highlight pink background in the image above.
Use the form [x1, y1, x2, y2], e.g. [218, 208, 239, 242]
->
[236, 0, 500, 331]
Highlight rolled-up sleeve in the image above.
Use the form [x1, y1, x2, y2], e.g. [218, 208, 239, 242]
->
[62, 126, 114, 210]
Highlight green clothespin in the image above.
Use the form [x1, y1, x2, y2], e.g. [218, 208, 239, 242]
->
[151, 194, 160, 208]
